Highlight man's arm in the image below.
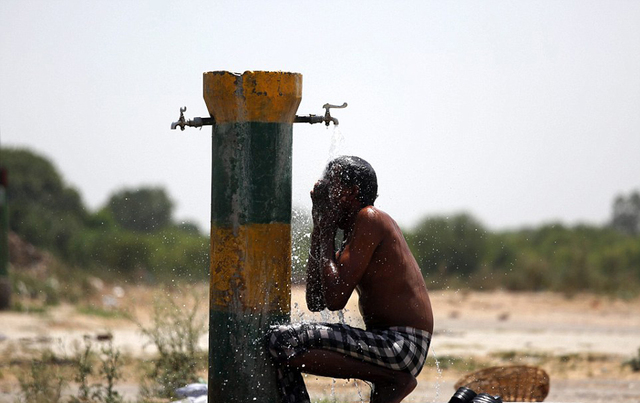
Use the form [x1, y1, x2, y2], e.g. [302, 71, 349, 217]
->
[305, 179, 336, 311]
[321, 208, 383, 310]
[305, 223, 336, 312]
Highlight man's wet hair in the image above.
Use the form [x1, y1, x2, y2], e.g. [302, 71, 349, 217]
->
[325, 156, 378, 207]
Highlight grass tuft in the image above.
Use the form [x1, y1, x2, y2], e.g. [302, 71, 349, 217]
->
[134, 289, 207, 400]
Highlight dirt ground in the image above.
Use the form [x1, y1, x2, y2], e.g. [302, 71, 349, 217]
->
[1, 285, 639, 402]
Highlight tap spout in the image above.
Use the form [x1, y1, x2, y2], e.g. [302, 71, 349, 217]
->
[326, 117, 339, 126]
[322, 102, 347, 126]
[171, 107, 188, 130]
[294, 102, 347, 126]
[170, 106, 215, 130]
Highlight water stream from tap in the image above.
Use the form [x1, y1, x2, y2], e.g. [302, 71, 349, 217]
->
[328, 125, 345, 160]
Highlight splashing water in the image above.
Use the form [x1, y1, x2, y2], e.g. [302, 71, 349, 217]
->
[330, 378, 336, 402]
[292, 302, 306, 323]
[354, 379, 365, 403]
[430, 348, 444, 403]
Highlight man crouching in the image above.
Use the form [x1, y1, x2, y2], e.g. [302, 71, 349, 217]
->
[267, 156, 434, 403]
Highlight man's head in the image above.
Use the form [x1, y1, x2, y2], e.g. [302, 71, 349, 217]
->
[323, 156, 378, 208]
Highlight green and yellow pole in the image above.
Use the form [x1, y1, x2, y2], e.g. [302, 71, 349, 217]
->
[203, 71, 302, 403]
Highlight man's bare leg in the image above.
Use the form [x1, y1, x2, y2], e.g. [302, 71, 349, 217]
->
[287, 349, 416, 403]
[369, 374, 416, 403]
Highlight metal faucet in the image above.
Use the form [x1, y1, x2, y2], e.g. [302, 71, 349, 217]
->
[171, 102, 347, 130]
[170, 107, 214, 130]
[294, 102, 347, 126]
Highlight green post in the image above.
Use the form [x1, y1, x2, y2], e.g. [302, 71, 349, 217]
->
[203, 71, 302, 402]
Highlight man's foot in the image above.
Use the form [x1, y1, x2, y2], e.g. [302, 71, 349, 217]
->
[370, 372, 417, 403]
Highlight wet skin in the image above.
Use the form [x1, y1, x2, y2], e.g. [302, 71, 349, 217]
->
[295, 168, 434, 403]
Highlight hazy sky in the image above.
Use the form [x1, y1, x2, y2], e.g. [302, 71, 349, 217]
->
[1, 0, 639, 232]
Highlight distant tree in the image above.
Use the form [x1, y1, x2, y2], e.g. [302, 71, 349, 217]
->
[175, 221, 202, 235]
[611, 191, 640, 236]
[85, 207, 118, 231]
[406, 213, 488, 278]
[0, 147, 86, 257]
[106, 187, 173, 233]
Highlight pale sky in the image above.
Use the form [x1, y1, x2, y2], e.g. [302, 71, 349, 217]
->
[1, 0, 639, 232]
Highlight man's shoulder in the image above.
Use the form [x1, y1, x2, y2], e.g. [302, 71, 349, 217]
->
[355, 206, 397, 234]
[357, 206, 393, 223]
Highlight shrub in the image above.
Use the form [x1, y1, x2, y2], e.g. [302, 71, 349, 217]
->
[135, 290, 207, 399]
[624, 347, 640, 372]
[16, 350, 67, 403]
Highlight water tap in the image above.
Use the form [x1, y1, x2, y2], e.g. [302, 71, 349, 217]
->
[295, 102, 347, 126]
[322, 102, 347, 126]
[170, 106, 214, 130]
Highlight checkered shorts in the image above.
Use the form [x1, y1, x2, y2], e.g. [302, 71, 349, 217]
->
[266, 322, 431, 403]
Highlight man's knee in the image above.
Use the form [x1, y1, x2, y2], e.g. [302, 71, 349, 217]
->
[266, 323, 302, 361]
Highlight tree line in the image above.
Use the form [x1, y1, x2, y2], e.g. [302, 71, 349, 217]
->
[1, 147, 208, 283]
[2, 147, 640, 295]
[291, 206, 640, 297]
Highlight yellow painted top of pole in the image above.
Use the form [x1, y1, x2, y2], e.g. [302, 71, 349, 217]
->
[203, 70, 302, 124]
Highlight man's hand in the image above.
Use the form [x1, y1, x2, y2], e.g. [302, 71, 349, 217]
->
[306, 179, 333, 312]
[311, 180, 337, 229]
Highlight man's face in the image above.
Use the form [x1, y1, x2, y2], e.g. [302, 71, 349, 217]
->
[326, 168, 358, 228]
[326, 168, 346, 208]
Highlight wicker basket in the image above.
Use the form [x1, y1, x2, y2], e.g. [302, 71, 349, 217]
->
[454, 365, 550, 402]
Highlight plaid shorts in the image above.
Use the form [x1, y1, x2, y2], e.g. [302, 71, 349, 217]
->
[266, 322, 431, 403]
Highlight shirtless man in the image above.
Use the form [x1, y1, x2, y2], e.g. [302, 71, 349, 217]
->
[267, 156, 434, 403]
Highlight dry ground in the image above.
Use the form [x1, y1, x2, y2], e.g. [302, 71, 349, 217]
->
[1, 285, 639, 402]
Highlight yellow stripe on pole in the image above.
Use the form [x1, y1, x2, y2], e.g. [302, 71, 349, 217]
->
[210, 223, 291, 314]
[203, 70, 302, 124]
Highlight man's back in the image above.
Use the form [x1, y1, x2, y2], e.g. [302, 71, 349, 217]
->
[342, 206, 433, 333]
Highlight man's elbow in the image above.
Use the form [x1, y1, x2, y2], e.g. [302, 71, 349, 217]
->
[324, 294, 348, 311]
[306, 302, 325, 312]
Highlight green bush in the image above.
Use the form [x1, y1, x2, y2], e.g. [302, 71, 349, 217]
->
[16, 350, 67, 403]
[67, 226, 209, 283]
[2, 147, 87, 259]
[405, 216, 640, 296]
[624, 348, 640, 372]
[407, 214, 488, 279]
[135, 290, 207, 399]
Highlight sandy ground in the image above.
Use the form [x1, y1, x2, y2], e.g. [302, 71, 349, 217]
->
[1, 285, 639, 402]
